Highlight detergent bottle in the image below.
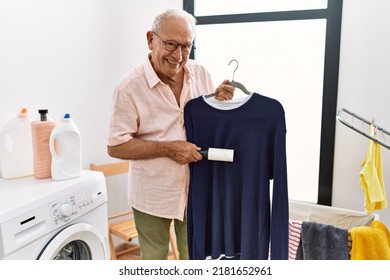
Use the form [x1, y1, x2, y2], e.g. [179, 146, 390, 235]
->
[31, 109, 56, 179]
[49, 113, 82, 181]
[0, 108, 34, 179]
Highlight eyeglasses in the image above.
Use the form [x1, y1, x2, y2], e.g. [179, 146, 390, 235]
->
[153, 32, 195, 54]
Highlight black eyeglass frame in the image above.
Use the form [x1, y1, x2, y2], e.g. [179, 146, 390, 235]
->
[153, 32, 196, 54]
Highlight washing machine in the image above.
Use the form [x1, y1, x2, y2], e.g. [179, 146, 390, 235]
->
[0, 170, 109, 260]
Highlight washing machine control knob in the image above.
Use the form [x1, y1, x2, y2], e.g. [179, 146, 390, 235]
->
[60, 203, 73, 217]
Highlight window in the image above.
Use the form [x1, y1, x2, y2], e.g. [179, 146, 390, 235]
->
[194, 0, 327, 16]
[184, 0, 343, 205]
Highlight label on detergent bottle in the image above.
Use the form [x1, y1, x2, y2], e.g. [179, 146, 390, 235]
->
[50, 113, 82, 181]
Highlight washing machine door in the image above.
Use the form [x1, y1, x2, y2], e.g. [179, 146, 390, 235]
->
[37, 223, 108, 260]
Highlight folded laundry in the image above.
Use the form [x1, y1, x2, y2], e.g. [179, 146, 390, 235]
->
[350, 220, 390, 260]
[295, 221, 349, 260]
[288, 219, 302, 260]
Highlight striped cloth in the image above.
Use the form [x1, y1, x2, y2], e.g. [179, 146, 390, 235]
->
[289, 219, 302, 260]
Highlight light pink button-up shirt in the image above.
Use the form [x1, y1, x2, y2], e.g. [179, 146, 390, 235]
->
[107, 56, 214, 220]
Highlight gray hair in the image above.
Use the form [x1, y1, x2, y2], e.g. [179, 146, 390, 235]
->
[151, 8, 197, 40]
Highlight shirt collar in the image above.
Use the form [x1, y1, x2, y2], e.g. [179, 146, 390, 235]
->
[145, 54, 161, 89]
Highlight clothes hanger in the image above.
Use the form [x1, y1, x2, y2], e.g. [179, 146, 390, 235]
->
[336, 108, 390, 150]
[205, 59, 251, 98]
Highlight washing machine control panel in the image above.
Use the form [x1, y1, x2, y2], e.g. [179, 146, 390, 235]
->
[60, 203, 74, 217]
[51, 196, 77, 225]
[50, 189, 95, 226]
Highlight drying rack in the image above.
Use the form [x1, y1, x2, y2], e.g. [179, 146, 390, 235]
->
[336, 108, 390, 150]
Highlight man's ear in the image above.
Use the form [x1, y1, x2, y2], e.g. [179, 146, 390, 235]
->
[147, 31, 154, 50]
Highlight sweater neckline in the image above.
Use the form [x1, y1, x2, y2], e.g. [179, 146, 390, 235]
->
[201, 92, 255, 111]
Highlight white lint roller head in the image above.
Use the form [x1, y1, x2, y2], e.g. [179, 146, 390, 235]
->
[199, 148, 234, 162]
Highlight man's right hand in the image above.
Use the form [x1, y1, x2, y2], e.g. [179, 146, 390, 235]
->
[167, 140, 202, 164]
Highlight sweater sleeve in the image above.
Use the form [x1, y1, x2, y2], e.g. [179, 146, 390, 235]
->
[270, 108, 289, 260]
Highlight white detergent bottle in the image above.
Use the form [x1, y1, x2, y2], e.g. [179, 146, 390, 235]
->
[49, 113, 82, 181]
[0, 108, 34, 179]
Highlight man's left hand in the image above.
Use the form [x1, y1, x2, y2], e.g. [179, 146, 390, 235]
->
[215, 79, 235, 101]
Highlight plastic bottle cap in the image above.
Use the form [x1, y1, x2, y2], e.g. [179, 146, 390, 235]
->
[18, 108, 29, 117]
[38, 109, 48, 121]
[64, 113, 71, 119]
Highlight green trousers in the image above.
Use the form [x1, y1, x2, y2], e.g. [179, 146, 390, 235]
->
[132, 208, 189, 260]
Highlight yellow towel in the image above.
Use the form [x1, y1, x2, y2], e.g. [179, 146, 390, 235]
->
[350, 220, 390, 260]
[359, 124, 387, 214]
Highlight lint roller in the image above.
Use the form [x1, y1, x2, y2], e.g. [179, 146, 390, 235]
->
[199, 148, 234, 162]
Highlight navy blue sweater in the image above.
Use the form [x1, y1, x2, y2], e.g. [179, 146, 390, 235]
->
[184, 93, 289, 260]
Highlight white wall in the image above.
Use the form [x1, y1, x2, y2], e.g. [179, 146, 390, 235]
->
[333, 0, 390, 226]
[1, 0, 390, 226]
[0, 0, 181, 169]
